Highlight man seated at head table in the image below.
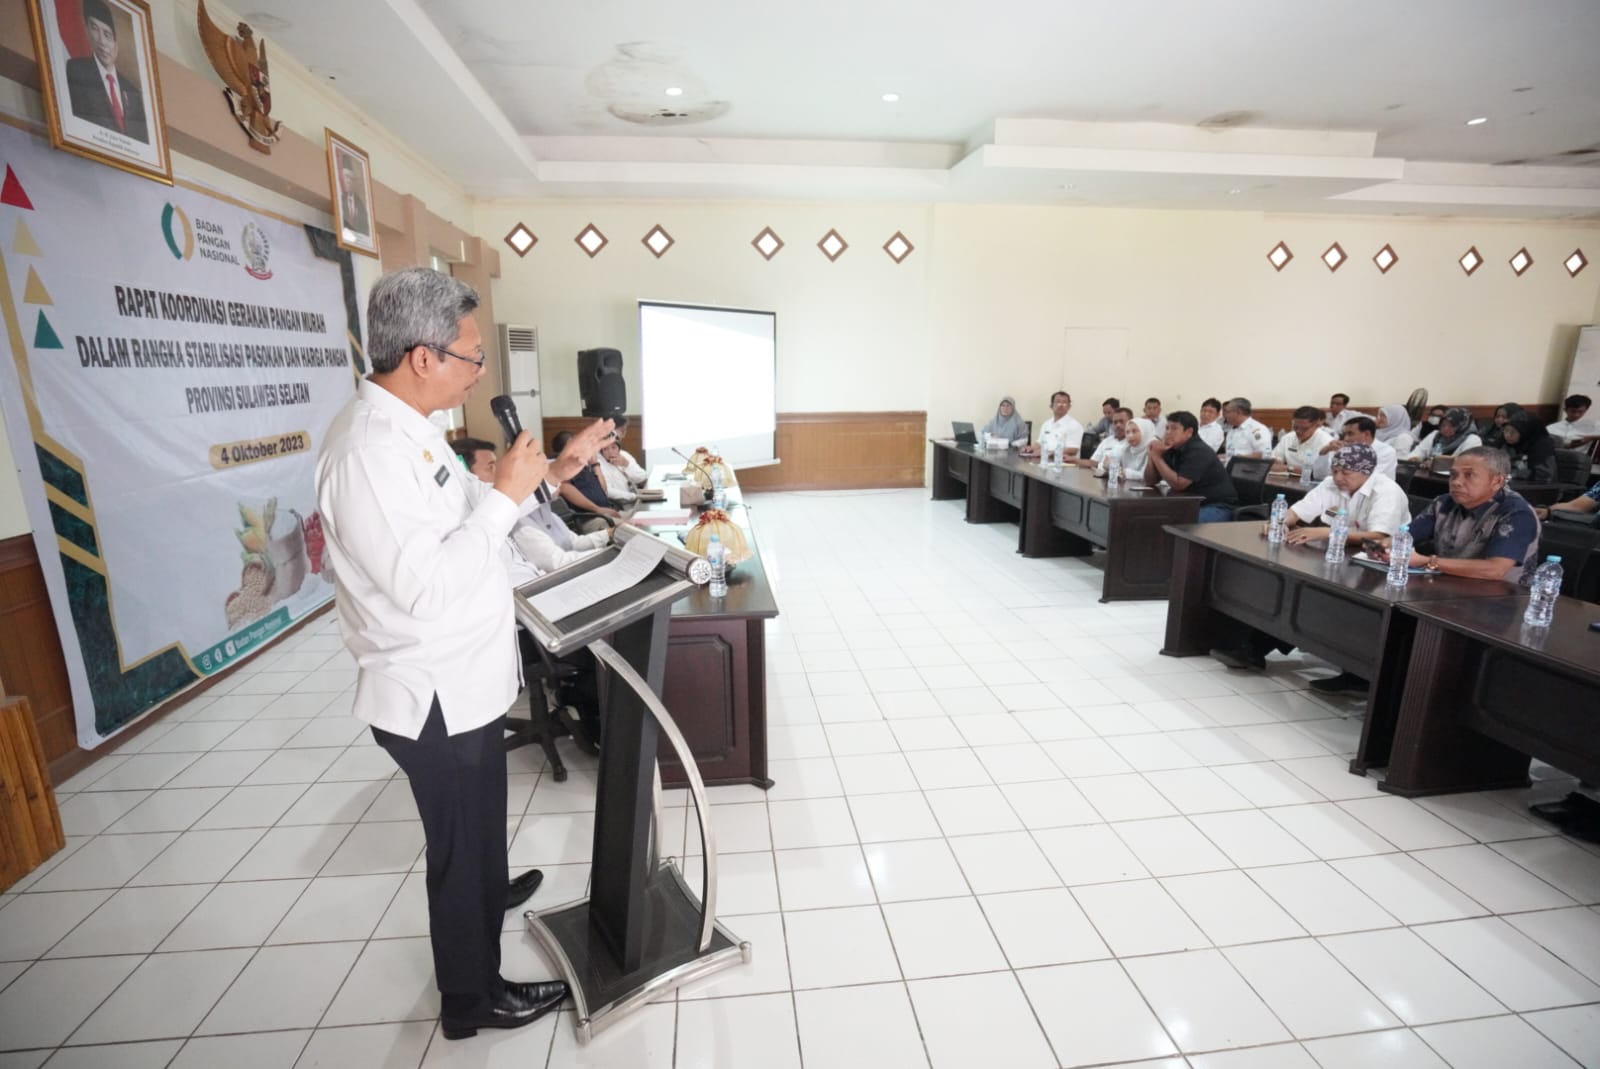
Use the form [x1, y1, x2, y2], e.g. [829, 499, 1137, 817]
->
[1222, 397, 1274, 458]
[1197, 397, 1227, 453]
[1078, 407, 1130, 467]
[1310, 416, 1398, 480]
[1547, 393, 1600, 448]
[1145, 410, 1240, 522]
[1272, 406, 1336, 474]
[1019, 390, 1084, 459]
[595, 419, 648, 504]
[1215, 443, 1415, 691]
[1374, 446, 1542, 583]
[451, 439, 612, 576]
[551, 429, 621, 531]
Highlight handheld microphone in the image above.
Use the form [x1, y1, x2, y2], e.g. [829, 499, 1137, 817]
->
[491, 394, 549, 504]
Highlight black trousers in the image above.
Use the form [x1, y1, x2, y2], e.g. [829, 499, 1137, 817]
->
[373, 698, 507, 1016]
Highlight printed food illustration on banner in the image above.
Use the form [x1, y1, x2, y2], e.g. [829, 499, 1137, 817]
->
[0, 122, 364, 748]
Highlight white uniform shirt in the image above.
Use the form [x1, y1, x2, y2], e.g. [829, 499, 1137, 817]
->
[1273, 427, 1335, 472]
[596, 450, 648, 502]
[1038, 414, 1085, 452]
[1197, 420, 1226, 452]
[1407, 431, 1483, 462]
[511, 513, 609, 575]
[1547, 417, 1600, 444]
[1088, 435, 1122, 465]
[316, 380, 534, 739]
[1312, 438, 1397, 481]
[1227, 417, 1274, 457]
[1289, 471, 1411, 536]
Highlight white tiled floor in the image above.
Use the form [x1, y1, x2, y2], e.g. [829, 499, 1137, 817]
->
[3, 489, 1599, 1067]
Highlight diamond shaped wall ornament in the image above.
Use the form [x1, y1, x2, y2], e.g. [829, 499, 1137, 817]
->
[574, 223, 608, 258]
[1566, 249, 1589, 277]
[883, 231, 914, 263]
[1458, 246, 1483, 276]
[752, 227, 784, 260]
[1372, 244, 1399, 274]
[1321, 242, 1347, 272]
[641, 224, 674, 259]
[1508, 247, 1533, 276]
[504, 223, 537, 258]
[1266, 241, 1293, 271]
[817, 228, 848, 262]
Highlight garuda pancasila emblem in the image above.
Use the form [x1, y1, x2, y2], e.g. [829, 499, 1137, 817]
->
[197, 0, 282, 153]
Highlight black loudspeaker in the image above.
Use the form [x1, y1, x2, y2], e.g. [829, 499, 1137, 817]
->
[578, 348, 626, 417]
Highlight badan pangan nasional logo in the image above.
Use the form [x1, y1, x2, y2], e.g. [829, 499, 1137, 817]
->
[161, 204, 195, 261]
[241, 222, 272, 280]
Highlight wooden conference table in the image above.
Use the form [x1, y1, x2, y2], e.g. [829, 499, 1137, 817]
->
[930, 440, 1200, 601]
[632, 474, 780, 789]
[1161, 521, 1600, 797]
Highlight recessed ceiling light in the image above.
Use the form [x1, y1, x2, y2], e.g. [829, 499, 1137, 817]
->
[881, 92, 900, 103]
[1465, 116, 1488, 125]
[664, 86, 683, 97]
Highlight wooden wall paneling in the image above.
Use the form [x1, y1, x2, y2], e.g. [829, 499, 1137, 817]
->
[0, 694, 64, 891]
[0, 536, 75, 762]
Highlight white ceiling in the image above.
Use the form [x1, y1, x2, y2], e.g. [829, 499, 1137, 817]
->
[241, 0, 1600, 215]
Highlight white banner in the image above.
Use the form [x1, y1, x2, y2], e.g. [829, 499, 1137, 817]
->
[0, 123, 362, 747]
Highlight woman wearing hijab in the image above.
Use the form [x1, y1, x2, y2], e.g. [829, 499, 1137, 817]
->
[981, 396, 1029, 447]
[1407, 406, 1483, 462]
[1480, 403, 1526, 451]
[1373, 404, 1415, 456]
[1500, 411, 1558, 482]
[1096, 418, 1154, 480]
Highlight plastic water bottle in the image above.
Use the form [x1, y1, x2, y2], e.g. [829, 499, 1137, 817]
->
[1523, 555, 1563, 628]
[1387, 524, 1413, 589]
[1107, 453, 1123, 489]
[707, 534, 728, 598]
[710, 466, 726, 510]
[1267, 494, 1288, 544]
[1300, 450, 1316, 486]
[1042, 432, 1057, 470]
[1325, 508, 1349, 564]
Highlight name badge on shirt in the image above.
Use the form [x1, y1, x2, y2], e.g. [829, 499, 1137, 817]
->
[434, 465, 451, 487]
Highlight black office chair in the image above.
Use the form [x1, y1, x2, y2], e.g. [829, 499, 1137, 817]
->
[1515, 484, 1564, 508]
[1407, 493, 1435, 518]
[1538, 522, 1600, 601]
[1225, 456, 1273, 507]
[1079, 431, 1101, 459]
[505, 629, 583, 781]
[1555, 449, 1591, 491]
[1394, 460, 1419, 492]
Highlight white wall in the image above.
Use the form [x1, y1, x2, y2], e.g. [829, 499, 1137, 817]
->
[479, 197, 1600, 443]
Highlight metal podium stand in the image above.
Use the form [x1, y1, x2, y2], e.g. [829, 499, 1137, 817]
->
[513, 526, 748, 1044]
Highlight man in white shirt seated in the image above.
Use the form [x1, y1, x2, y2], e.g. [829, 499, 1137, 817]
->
[1547, 393, 1600, 447]
[1143, 397, 1163, 425]
[596, 435, 648, 504]
[316, 267, 614, 1041]
[1077, 407, 1130, 467]
[1197, 397, 1226, 453]
[1310, 416, 1397, 480]
[1088, 397, 1119, 437]
[1325, 392, 1352, 433]
[451, 437, 612, 577]
[1272, 406, 1335, 474]
[1020, 390, 1084, 459]
[1222, 397, 1274, 458]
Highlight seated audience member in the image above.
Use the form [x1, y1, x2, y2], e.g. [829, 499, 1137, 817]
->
[1541, 479, 1600, 519]
[1089, 397, 1119, 437]
[1146, 410, 1239, 522]
[1197, 397, 1227, 453]
[1272, 406, 1335, 473]
[1311, 416, 1397, 480]
[1547, 393, 1600, 447]
[1500, 411, 1558, 482]
[1020, 390, 1084, 459]
[1480, 403, 1525, 451]
[1143, 397, 1163, 423]
[1217, 444, 1411, 690]
[1222, 397, 1273, 458]
[450, 436, 499, 482]
[1407, 406, 1483, 463]
[981, 396, 1029, 447]
[596, 436, 648, 503]
[1374, 403, 1415, 457]
[1415, 404, 1446, 442]
[1096, 416, 1153, 480]
[1379, 446, 1541, 583]
[1079, 408, 1129, 467]
[449, 438, 611, 580]
[1325, 393, 1353, 433]
[552, 430, 620, 529]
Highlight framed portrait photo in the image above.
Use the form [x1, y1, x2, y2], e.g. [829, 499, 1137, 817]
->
[27, 0, 172, 184]
[325, 129, 379, 258]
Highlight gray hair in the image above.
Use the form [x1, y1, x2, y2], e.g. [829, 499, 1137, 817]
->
[1223, 397, 1253, 415]
[1455, 446, 1510, 477]
[366, 267, 479, 374]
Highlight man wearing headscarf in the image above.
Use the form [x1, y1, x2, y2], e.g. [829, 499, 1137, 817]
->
[981, 397, 1028, 447]
[1373, 404, 1415, 456]
[1407, 406, 1483, 462]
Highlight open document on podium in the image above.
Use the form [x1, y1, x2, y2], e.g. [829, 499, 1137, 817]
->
[527, 534, 670, 621]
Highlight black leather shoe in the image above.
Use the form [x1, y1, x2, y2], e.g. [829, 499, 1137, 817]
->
[440, 980, 569, 1040]
[506, 868, 544, 911]
[1309, 671, 1368, 694]
[1210, 645, 1265, 671]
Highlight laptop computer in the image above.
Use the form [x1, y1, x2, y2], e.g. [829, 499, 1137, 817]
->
[952, 421, 977, 445]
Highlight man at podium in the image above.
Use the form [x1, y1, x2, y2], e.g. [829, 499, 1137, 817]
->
[315, 267, 613, 1040]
